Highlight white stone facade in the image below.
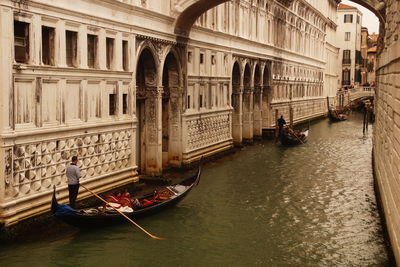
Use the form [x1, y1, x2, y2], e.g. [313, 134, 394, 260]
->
[337, 3, 363, 87]
[0, 0, 339, 225]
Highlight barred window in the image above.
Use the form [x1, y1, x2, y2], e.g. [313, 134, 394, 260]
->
[344, 14, 353, 23]
[14, 21, 30, 63]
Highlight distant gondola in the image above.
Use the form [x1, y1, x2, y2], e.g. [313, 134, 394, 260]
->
[328, 109, 348, 122]
[51, 160, 202, 227]
[280, 127, 309, 146]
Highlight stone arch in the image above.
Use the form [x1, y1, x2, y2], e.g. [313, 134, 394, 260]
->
[161, 51, 183, 167]
[231, 60, 242, 143]
[174, 0, 385, 38]
[243, 63, 252, 88]
[242, 63, 253, 141]
[160, 47, 184, 89]
[135, 47, 160, 175]
[253, 64, 263, 137]
[136, 46, 158, 94]
[262, 63, 273, 128]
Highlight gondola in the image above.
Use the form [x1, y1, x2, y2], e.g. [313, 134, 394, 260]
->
[328, 109, 348, 122]
[280, 126, 309, 146]
[51, 160, 202, 227]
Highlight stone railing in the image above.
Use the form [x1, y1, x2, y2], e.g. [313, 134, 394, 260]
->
[182, 110, 232, 153]
[3, 129, 133, 200]
[348, 86, 375, 102]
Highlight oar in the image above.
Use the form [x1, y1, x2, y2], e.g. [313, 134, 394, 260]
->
[289, 128, 305, 144]
[80, 184, 164, 240]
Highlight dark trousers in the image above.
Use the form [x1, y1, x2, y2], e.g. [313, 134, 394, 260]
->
[68, 184, 80, 209]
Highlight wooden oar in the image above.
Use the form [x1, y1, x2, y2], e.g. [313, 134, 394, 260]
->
[80, 184, 164, 240]
[288, 128, 305, 144]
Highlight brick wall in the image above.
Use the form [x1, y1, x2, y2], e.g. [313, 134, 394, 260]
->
[373, 0, 400, 262]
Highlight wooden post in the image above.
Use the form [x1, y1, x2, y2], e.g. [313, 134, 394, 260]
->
[363, 106, 367, 134]
[326, 96, 330, 110]
[289, 106, 293, 127]
[275, 109, 279, 140]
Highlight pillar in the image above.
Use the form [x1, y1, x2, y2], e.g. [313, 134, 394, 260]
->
[253, 85, 263, 137]
[242, 86, 254, 141]
[232, 86, 243, 144]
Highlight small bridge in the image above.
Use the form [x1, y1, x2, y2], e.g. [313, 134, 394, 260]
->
[348, 87, 375, 102]
[337, 86, 375, 107]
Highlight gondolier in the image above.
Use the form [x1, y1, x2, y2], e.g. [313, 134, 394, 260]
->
[66, 156, 81, 208]
[51, 157, 203, 228]
[277, 115, 287, 136]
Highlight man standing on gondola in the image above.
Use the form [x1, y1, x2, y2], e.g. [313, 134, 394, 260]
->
[277, 115, 287, 137]
[66, 156, 81, 208]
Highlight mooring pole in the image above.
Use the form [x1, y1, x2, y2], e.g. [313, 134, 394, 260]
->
[363, 106, 367, 134]
[275, 109, 279, 141]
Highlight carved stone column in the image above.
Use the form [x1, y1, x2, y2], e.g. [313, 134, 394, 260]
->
[262, 85, 273, 129]
[168, 86, 183, 166]
[232, 86, 243, 144]
[253, 85, 263, 138]
[242, 86, 254, 141]
[144, 87, 163, 175]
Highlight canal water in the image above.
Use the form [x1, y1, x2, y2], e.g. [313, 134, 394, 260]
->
[0, 113, 391, 266]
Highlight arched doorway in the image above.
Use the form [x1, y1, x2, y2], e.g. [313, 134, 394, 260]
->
[162, 52, 182, 167]
[136, 48, 157, 174]
[253, 64, 262, 137]
[231, 61, 242, 143]
[242, 63, 253, 141]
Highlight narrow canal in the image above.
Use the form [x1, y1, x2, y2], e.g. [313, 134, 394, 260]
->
[0, 113, 391, 266]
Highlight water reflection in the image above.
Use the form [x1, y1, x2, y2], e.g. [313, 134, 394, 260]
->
[0, 113, 391, 266]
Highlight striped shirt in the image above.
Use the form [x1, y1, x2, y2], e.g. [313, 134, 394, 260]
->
[66, 164, 81, 185]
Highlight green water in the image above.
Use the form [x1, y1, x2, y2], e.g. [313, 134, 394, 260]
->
[0, 114, 391, 266]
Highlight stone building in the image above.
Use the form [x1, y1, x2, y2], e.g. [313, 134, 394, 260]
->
[367, 33, 378, 85]
[337, 3, 363, 88]
[0, 0, 338, 226]
[2, 0, 400, 263]
[361, 26, 369, 84]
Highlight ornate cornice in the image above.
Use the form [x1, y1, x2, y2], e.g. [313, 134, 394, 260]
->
[136, 34, 176, 46]
[276, 0, 295, 7]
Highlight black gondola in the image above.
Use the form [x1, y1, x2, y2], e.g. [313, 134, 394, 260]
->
[51, 160, 202, 227]
[280, 127, 309, 146]
[328, 109, 348, 122]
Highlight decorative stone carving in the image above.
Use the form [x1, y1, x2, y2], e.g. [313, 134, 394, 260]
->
[186, 113, 231, 151]
[3, 129, 133, 199]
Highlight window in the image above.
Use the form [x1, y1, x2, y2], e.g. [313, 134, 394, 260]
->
[87, 34, 98, 68]
[66, 30, 78, 67]
[199, 94, 203, 108]
[109, 93, 116, 115]
[14, 21, 30, 63]
[342, 69, 350, 85]
[122, 93, 128, 114]
[344, 14, 353, 23]
[187, 95, 191, 109]
[122, 40, 129, 71]
[345, 32, 350, 41]
[188, 51, 192, 63]
[355, 69, 361, 83]
[342, 50, 351, 64]
[106, 37, 114, 70]
[42, 26, 55, 65]
[211, 55, 216, 65]
[200, 53, 204, 64]
[355, 50, 363, 65]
